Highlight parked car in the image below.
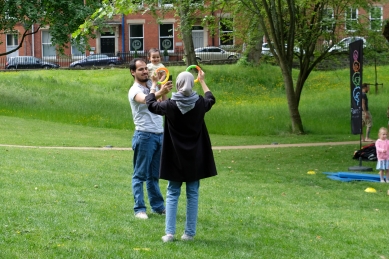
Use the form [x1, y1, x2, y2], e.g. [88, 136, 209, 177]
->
[261, 42, 273, 56]
[329, 37, 366, 52]
[261, 42, 303, 57]
[70, 54, 123, 68]
[5, 56, 60, 69]
[194, 47, 240, 61]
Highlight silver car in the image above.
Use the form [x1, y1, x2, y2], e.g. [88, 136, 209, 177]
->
[329, 37, 366, 52]
[194, 46, 240, 61]
[261, 43, 272, 56]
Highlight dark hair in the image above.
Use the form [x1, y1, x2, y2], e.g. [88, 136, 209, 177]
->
[148, 48, 160, 57]
[129, 58, 146, 76]
[362, 83, 368, 89]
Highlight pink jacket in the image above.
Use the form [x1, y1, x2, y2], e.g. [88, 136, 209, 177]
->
[375, 139, 389, 160]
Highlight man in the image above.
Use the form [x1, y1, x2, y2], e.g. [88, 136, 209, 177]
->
[128, 58, 172, 219]
[361, 83, 373, 142]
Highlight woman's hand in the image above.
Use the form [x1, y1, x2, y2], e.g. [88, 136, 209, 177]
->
[198, 70, 205, 82]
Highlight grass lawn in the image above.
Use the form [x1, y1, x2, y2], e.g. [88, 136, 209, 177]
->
[1, 65, 389, 258]
[1, 144, 388, 258]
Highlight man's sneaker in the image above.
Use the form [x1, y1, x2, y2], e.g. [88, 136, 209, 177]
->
[381, 180, 386, 183]
[181, 234, 194, 241]
[162, 234, 174, 242]
[135, 212, 148, 219]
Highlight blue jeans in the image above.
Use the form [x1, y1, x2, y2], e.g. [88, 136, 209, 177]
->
[165, 180, 200, 237]
[132, 130, 165, 214]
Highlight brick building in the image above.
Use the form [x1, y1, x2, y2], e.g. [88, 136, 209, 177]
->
[0, 6, 232, 64]
[1, 3, 389, 65]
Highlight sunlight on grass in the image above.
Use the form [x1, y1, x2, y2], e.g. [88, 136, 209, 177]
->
[1, 146, 387, 258]
[2, 64, 389, 257]
[1, 64, 389, 137]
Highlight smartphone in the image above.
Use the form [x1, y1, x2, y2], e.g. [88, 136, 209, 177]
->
[168, 75, 172, 81]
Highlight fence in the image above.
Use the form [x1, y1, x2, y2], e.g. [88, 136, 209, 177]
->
[118, 48, 185, 63]
[0, 49, 186, 69]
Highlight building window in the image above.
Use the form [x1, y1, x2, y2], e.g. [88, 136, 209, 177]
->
[6, 34, 18, 57]
[71, 38, 85, 56]
[158, 0, 173, 7]
[322, 8, 334, 32]
[345, 8, 358, 31]
[42, 31, 56, 57]
[190, 0, 203, 5]
[370, 6, 382, 31]
[71, 45, 84, 56]
[219, 18, 234, 46]
[6, 34, 18, 47]
[129, 24, 144, 52]
[159, 24, 174, 52]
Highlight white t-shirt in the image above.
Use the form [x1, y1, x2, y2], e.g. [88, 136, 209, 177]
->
[128, 82, 163, 133]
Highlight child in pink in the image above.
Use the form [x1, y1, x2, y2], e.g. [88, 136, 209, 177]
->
[376, 127, 389, 183]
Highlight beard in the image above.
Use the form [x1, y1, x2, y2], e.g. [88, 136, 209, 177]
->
[136, 75, 149, 83]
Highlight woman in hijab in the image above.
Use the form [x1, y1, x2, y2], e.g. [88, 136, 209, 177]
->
[146, 70, 217, 242]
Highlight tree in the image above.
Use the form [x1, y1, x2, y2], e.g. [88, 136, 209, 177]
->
[238, 0, 371, 134]
[73, 0, 226, 66]
[0, 0, 101, 56]
[384, 20, 389, 41]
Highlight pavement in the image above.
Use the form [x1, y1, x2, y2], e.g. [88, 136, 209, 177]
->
[0, 141, 360, 151]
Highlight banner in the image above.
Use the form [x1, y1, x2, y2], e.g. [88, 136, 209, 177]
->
[350, 40, 363, 135]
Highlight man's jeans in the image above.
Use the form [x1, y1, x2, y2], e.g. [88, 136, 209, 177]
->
[132, 130, 165, 214]
[165, 181, 200, 237]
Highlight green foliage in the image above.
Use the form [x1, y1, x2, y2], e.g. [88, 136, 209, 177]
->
[0, 0, 102, 56]
[236, 56, 252, 66]
[1, 64, 389, 137]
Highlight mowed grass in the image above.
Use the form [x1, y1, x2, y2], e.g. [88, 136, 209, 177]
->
[1, 64, 389, 147]
[1, 145, 388, 258]
[1, 65, 389, 258]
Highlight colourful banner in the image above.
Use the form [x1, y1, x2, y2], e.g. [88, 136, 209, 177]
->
[350, 40, 363, 135]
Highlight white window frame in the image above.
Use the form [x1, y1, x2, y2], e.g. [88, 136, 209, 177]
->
[6, 33, 18, 58]
[219, 18, 234, 47]
[158, 0, 173, 8]
[71, 38, 85, 57]
[345, 7, 358, 32]
[370, 6, 383, 31]
[129, 24, 144, 52]
[159, 23, 174, 52]
[322, 8, 335, 32]
[6, 33, 18, 48]
[41, 30, 56, 58]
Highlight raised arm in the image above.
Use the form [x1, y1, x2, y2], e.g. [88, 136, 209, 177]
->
[198, 70, 210, 94]
[150, 72, 172, 98]
[133, 75, 172, 104]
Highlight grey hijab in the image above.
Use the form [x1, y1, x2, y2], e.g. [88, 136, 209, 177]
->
[171, 72, 199, 114]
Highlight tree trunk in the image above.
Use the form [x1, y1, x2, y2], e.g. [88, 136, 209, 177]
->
[280, 64, 305, 134]
[181, 29, 197, 66]
[246, 24, 264, 64]
[179, 5, 198, 66]
[246, 40, 263, 64]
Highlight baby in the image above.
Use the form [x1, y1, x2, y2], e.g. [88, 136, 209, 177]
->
[147, 48, 166, 79]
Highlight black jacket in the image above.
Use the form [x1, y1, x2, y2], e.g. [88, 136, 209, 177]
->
[146, 91, 217, 182]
